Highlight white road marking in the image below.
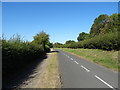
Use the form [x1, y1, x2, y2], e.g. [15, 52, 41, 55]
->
[70, 58, 73, 60]
[67, 56, 70, 58]
[95, 75, 115, 90]
[81, 65, 90, 72]
[74, 61, 79, 64]
[62, 51, 115, 90]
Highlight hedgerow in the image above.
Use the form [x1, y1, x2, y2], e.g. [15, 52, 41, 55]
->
[55, 32, 119, 51]
[77, 32, 119, 50]
[2, 34, 50, 81]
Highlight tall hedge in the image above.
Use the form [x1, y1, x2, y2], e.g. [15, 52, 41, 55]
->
[2, 39, 46, 81]
[55, 32, 119, 51]
[77, 32, 119, 50]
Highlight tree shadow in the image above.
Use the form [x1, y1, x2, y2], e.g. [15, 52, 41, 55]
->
[3, 54, 48, 89]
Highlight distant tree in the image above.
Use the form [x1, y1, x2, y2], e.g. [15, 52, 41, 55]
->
[77, 32, 89, 41]
[54, 42, 63, 45]
[33, 31, 49, 51]
[53, 42, 63, 48]
[65, 40, 75, 44]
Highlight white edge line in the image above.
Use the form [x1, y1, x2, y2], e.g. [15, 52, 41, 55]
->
[71, 58, 73, 60]
[95, 75, 115, 90]
[74, 61, 79, 64]
[81, 65, 90, 72]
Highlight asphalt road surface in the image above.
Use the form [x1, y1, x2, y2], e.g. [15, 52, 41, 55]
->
[56, 49, 119, 90]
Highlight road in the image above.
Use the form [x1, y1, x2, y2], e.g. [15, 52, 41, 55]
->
[56, 49, 119, 89]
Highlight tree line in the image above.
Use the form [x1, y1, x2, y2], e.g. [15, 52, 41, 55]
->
[54, 13, 120, 50]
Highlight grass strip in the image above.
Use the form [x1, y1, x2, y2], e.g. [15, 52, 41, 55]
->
[57, 48, 120, 72]
[36, 50, 61, 88]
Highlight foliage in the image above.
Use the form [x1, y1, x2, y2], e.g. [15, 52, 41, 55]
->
[77, 32, 89, 41]
[55, 13, 119, 51]
[33, 31, 49, 51]
[47, 41, 53, 48]
[55, 32, 119, 51]
[77, 32, 119, 50]
[53, 42, 63, 48]
[3, 32, 51, 80]
[65, 40, 75, 44]
[90, 14, 119, 37]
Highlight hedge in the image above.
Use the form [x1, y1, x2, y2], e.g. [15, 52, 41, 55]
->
[55, 32, 119, 51]
[2, 40, 48, 81]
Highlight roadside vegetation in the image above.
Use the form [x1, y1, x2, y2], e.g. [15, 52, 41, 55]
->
[58, 48, 119, 71]
[54, 13, 120, 71]
[2, 31, 53, 81]
[54, 14, 119, 51]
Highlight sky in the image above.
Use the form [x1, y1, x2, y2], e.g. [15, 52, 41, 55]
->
[2, 0, 120, 2]
[2, 2, 118, 44]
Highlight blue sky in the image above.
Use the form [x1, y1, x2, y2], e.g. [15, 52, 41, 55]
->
[2, 2, 118, 44]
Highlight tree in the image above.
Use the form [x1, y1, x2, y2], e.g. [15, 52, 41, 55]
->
[53, 42, 63, 48]
[47, 41, 53, 48]
[33, 31, 49, 51]
[108, 13, 120, 32]
[90, 14, 109, 36]
[65, 40, 75, 44]
[90, 14, 120, 37]
[77, 32, 89, 41]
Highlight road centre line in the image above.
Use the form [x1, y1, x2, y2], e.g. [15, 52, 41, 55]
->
[67, 55, 70, 58]
[74, 61, 79, 64]
[65, 54, 70, 58]
[70, 58, 73, 60]
[95, 75, 115, 90]
[81, 65, 90, 72]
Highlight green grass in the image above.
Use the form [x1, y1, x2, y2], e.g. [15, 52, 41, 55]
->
[57, 48, 120, 71]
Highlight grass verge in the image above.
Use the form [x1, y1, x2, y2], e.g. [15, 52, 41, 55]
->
[36, 50, 61, 88]
[57, 48, 120, 72]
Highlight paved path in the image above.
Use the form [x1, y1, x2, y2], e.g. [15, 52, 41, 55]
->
[57, 49, 119, 90]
